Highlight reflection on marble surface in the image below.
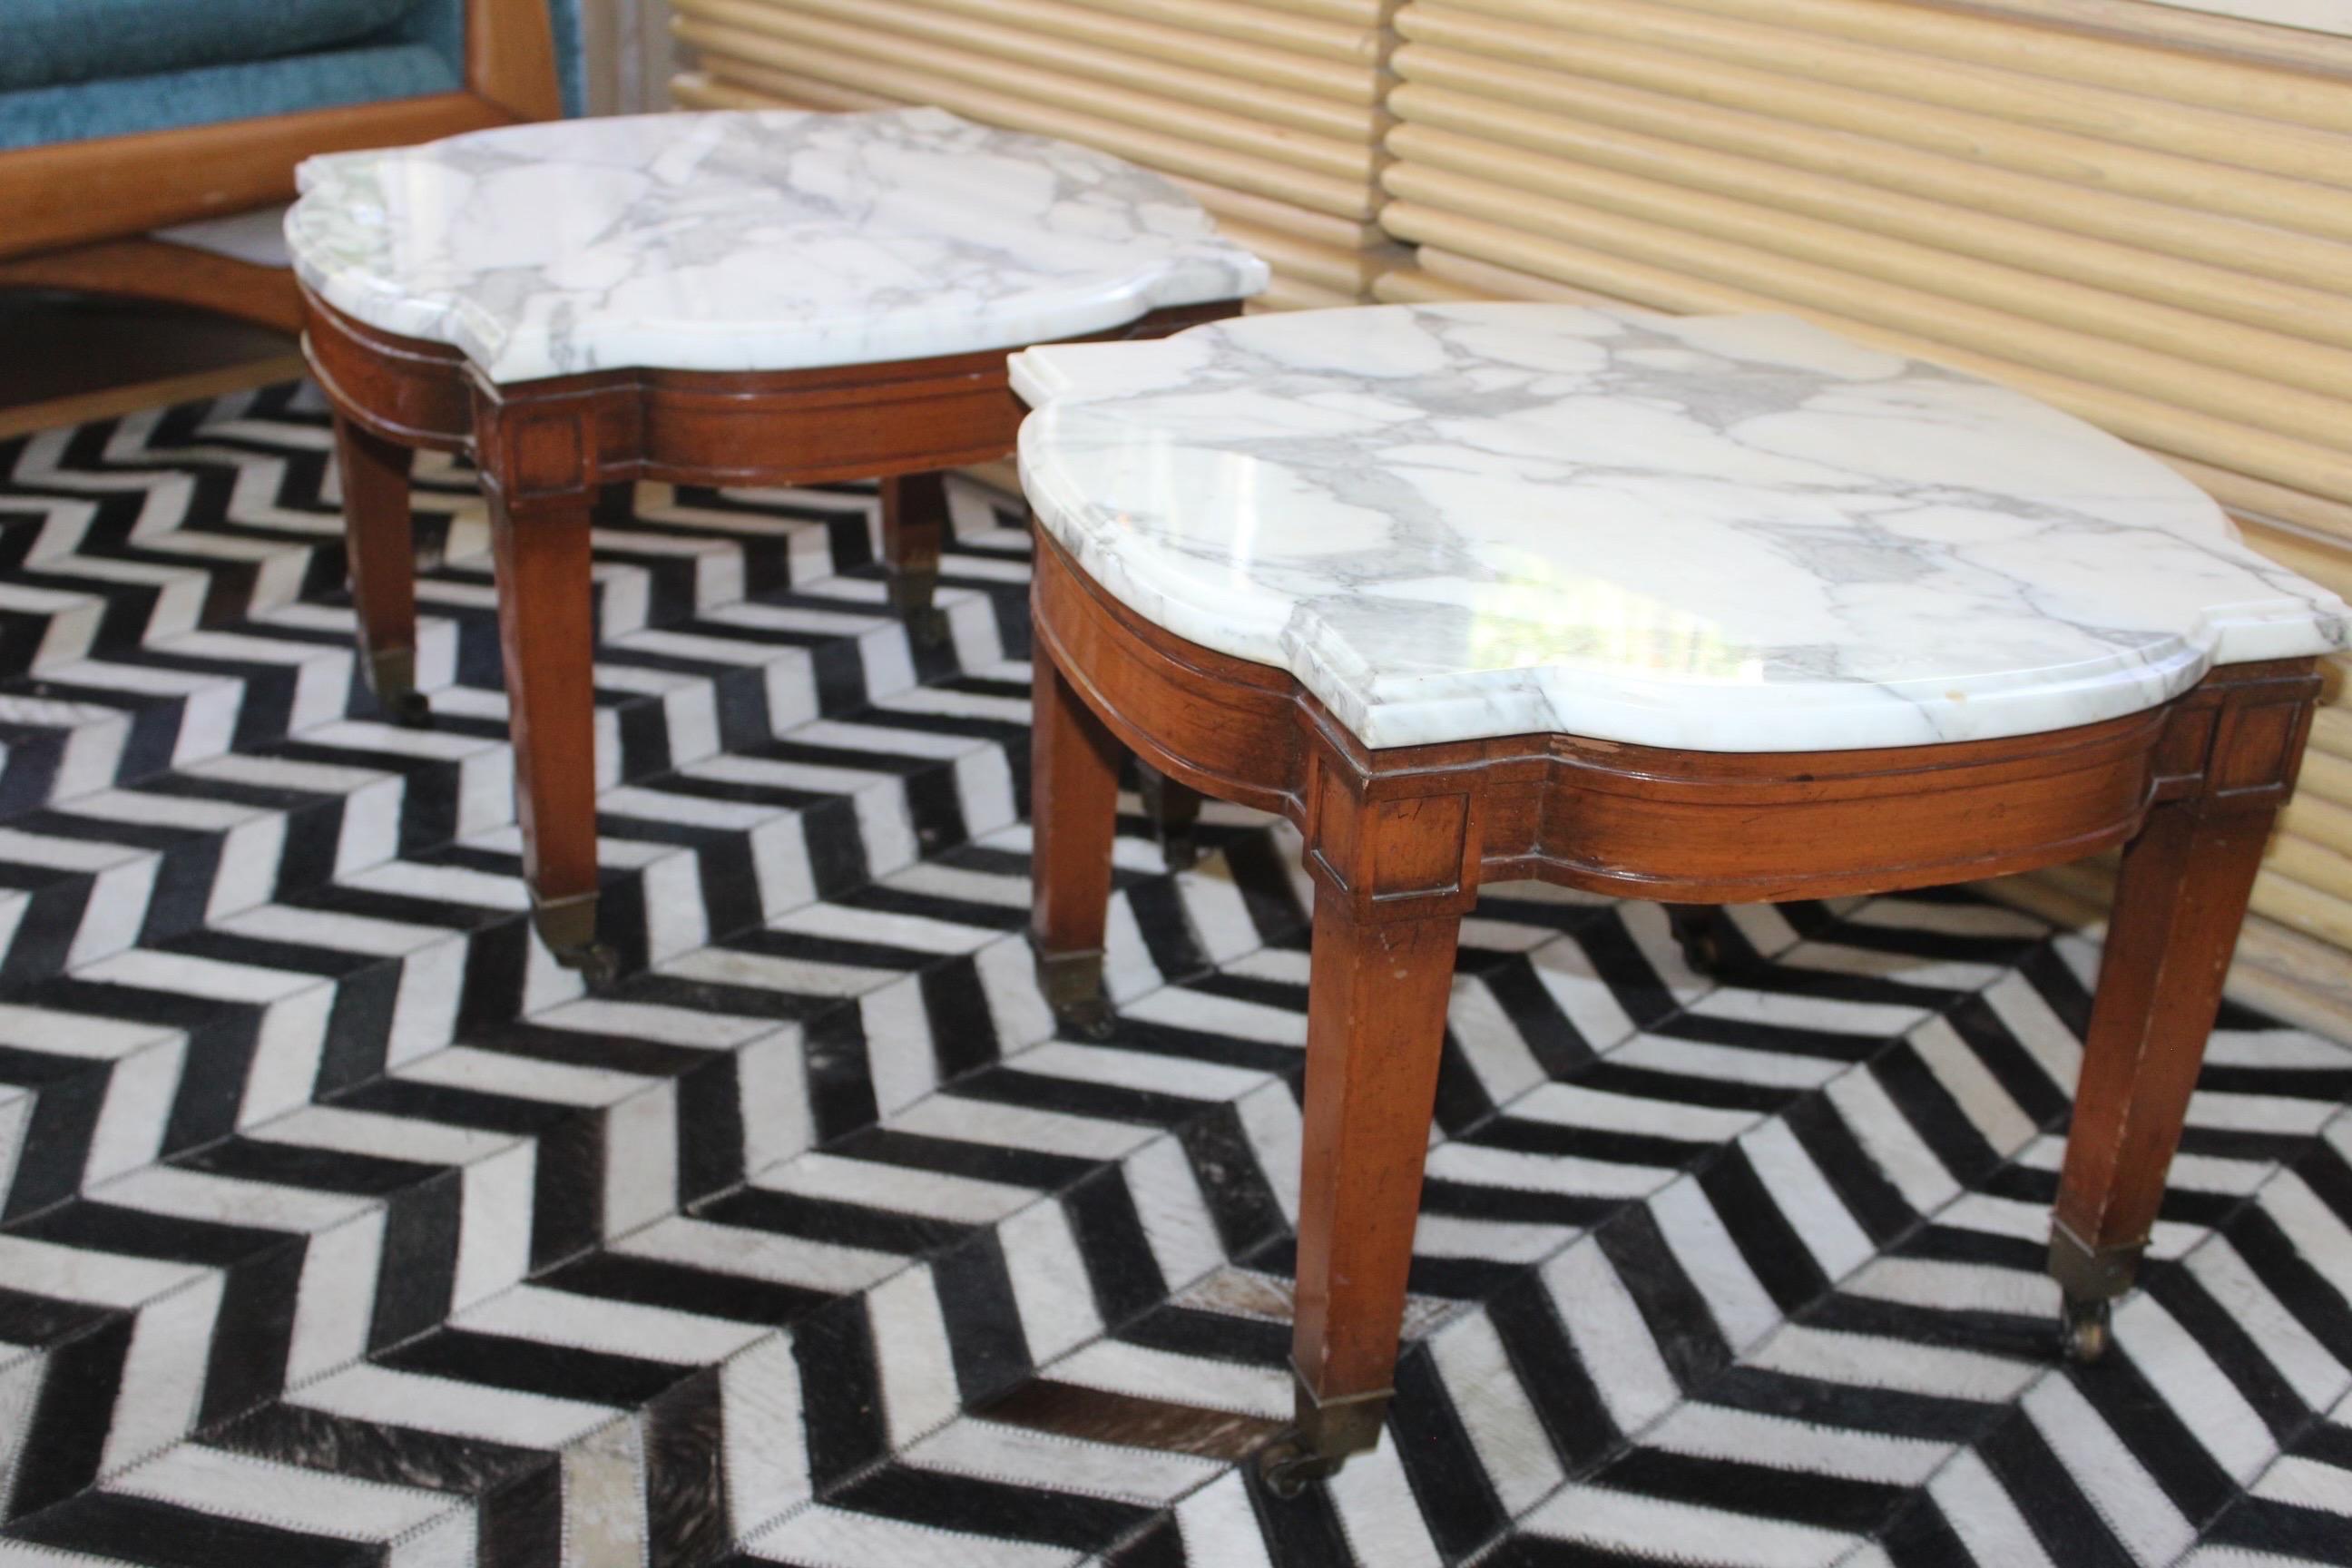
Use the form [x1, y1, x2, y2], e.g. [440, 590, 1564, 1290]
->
[1014, 303, 2347, 753]
[285, 108, 1267, 384]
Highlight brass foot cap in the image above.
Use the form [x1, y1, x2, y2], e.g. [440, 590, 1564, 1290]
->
[1258, 1435, 1344, 1499]
[555, 941, 621, 990]
[1034, 946, 1113, 1040]
[1258, 1380, 1393, 1497]
[2047, 1221, 2141, 1304]
[533, 892, 614, 987]
[366, 648, 429, 727]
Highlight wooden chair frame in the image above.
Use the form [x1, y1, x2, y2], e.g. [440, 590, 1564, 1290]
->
[0, 0, 564, 331]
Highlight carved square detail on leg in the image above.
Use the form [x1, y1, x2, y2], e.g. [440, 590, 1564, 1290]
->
[1367, 793, 1470, 905]
[1306, 756, 1478, 922]
[2209, 698, 2313, 805]
[503, 411, 590, 502]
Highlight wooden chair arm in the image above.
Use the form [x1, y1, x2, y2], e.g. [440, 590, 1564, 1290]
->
[470, 0, 564, 123]
[0, 0, 562, 264]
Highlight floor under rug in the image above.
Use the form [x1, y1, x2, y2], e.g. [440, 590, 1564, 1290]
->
[0, 382, 2347, 1568]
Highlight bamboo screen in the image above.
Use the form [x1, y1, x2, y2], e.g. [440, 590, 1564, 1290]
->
[666, 0, 1401, 309]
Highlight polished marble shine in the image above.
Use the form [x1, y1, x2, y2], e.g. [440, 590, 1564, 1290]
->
[284, 106, 1268, 383]
[1014, 302, 2349, 752]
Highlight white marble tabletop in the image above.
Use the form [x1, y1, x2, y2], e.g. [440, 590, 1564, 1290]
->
[285, 107, 1267, 384]
[1014, 303, 2347, 753]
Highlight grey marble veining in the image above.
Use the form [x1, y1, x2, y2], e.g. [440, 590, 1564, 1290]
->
[285, 107, 1267, 383]
[1013, 303, 2347, 752]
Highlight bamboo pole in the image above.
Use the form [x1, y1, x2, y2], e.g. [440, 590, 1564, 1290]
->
[1439, 0, 2352, 163]
[673, 10, 1376, 181]
[1257, 272, 1363, 309]
[1651, 0, 2352, 132]
[1388, 76, 2352, 353]
[675, 0, 1378, 136]
[2268, 832, 2352, 910]
[1391, 43, 2352, 298]
[1054, 0, 1383, 62]
[681, 0, 1383, 103]
[1212, 218, 1396, 294]
[1975, 865, 2112, 930]
[1169, 176, 1387, 250]
[2286, 794, 2352, 860]
[2312, 708, 2352, 761]
[671, 71, 775, 109]
[2221, 915, 2352, 1045]
[678, 20, 1379, 215]
[1395, 6, 2352, 242]
[701, 59, 904, 111]
[1370, 267, 1487, 302]
[1387, 118, 2352, 404]
[2254, 865, 2352, 951]
[2183, 467, 2352, 554]
[1916, 0, 2352, 91]
[1418, 246, 1640, 307]
[2295, 750, 2352, 808]
[1255, 0, 1387, 24]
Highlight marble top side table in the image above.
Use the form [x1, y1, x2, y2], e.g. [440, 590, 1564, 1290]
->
[286, 107, 1266, 978]
[1014, 303, 2347, 1491]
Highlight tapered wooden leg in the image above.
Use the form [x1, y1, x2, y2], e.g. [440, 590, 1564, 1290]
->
[1030, 646, 1122, 1037]
[334, 416, 427, 726]
[1269, 887, 1461, 1494]
[1135, 760, 1203, 870]
[486, 488, 612, 984]
[2051, 795, 2277, 1360]
[881, 470, 950, 646]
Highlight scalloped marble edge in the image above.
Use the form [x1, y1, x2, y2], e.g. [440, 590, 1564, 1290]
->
[1013, 304, 2348, 755]
[284, 107, 1268, 384]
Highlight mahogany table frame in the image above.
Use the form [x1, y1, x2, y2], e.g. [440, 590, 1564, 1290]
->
[1025, 524, 2321, 1492]
[299, 286, 1239, 977]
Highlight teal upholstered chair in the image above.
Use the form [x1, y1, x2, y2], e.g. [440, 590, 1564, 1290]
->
[0, 0, 583, 329]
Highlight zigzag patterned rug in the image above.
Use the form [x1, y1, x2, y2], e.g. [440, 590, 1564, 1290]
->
[0, 380, 2347, 1568]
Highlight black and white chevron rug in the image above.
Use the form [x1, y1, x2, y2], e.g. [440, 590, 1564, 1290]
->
[0, 379, 2347, 1568]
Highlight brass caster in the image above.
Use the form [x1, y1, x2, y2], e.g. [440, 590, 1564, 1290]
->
[555, 940, 622, 991]
[534, 892, 612, 988]
[1258, 1432, 1346, 1500]
[1665, 904, 1730, 975]
[1034, 947, 1114, 1041]
[1054, 994, 1113, 1040]
[2063, 1294, 2112, 1364]
[1258, 1375, 1387, 1498]
[368, 649, 431, 728]
[2049, 1222, 2133, 1367]
[887, 573, 949, 650]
